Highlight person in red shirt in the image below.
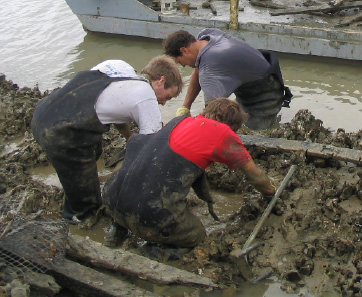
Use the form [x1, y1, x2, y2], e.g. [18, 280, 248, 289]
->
[102, 98, 276, 248]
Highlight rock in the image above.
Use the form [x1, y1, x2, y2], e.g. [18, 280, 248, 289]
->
[24, 272, 61, 296]
[5, 279, 30, 297]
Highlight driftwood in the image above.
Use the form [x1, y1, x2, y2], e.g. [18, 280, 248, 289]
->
[271, 1, 362, 16]
[50, 258, 158, 297]
[250, 0, 286, 10]
[67, 234, 218, 288]
[240, 135, 362, 165]
[336, 10, 362, 26]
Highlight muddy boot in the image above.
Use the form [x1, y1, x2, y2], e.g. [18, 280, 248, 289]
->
[78, 205, 107, 229]
[103, 221, 128, 247]
[140, 243, 192, 262]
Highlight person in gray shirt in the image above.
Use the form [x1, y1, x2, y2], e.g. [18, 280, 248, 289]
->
[163, 28, 292, 130]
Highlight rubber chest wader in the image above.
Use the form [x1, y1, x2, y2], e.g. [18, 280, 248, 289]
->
[31, 70, 146, 220]
[234, 50, 293, 130]
[103, 117, 213, 248]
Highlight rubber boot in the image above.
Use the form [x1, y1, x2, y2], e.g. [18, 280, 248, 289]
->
[103, 221, 128, 247]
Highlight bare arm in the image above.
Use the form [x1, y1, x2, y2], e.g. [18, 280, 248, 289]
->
[113, 123, 132, 141]
[183, 68, 201, 108]
[239, 159, 276, 196]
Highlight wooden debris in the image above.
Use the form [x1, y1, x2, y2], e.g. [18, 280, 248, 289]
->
[24, 271, 61, 296]
[202, 0, 217, 15]
[250, 0, 286, 10]
[271, 1, 362, 16]
[336, 10, 362, 26]
[240, 135, 362, 165]
[66, 235, 218, 288]
[50, 258, 158, 297]
[329, 0, 346, 8]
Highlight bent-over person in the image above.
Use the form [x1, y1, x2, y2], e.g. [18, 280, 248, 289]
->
[103, 98, 276, 248]
[31, 56, 183, 224]
[163, 28, 293, 130]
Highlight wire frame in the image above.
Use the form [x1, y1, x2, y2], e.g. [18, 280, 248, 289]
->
[0, 192, 68, 275]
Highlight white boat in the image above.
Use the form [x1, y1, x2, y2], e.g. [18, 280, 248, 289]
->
[65, 0, 362, 60]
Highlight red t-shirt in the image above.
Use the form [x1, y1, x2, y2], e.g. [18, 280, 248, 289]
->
[169, 115, 252, 169]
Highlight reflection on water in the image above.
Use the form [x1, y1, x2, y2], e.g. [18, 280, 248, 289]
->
[278, 54, 362, 132]
[63, 33, 164, 78]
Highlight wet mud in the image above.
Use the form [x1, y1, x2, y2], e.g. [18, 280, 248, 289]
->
[1, 75, 362, 297]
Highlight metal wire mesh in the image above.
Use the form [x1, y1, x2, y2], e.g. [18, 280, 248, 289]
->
[0, 192, 68, 275]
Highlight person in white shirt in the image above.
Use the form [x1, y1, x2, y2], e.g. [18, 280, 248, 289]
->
[31, 56, 183, 224]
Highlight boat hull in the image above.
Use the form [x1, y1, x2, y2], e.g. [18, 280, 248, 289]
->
[66, 0, 362, 61]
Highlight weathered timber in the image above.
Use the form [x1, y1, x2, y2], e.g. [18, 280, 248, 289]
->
[240, 135, 362, 165]
[250, 0, 286, 10]
[271, 1, 362, 16]
[50, 258, 158, 297]
[67, 235, 218, 288]
[336, 10, 362, 27]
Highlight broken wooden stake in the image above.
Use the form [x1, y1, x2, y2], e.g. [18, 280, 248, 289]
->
[66, 235, 218, 288]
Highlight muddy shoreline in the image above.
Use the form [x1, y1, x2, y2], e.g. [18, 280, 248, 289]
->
[1, 74, 362, 296]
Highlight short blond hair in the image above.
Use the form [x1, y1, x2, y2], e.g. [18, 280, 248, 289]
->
[202, 98, 249, 132]
[141, 55, 183, 96]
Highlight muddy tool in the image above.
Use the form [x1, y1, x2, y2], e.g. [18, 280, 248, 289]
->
[231, 164, 297, 280]
[105, 147, 126, 167]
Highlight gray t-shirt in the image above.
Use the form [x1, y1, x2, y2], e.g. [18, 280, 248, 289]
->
[196, 28, 270, 104]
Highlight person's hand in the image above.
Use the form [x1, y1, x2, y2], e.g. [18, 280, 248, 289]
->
[263, 178, 277, 201]
[176, 106, 191, 117]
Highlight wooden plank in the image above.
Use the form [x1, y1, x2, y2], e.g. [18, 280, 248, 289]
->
[50, 258, 158, 297]
[66, 235, 218, 288]
[240, 135, 362, 165]
[271, 1, 362, 16]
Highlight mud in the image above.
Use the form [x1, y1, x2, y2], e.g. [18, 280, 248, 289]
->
[1, 74, 362, 297]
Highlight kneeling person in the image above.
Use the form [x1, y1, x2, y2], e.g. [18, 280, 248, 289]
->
[103, 98, 276, 248]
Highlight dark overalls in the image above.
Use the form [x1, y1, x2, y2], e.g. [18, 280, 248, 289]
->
[235, 50, 293, 130]
[31, 70, 144, 220]
[103, 117, 213, 248]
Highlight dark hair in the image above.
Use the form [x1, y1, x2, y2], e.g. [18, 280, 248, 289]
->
[162, 30, 196, 57]
[201, 98, 249, 132]
[141, 55, 183, 96]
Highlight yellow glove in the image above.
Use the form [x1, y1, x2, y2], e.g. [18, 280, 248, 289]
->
[176, 106, 191, 117]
